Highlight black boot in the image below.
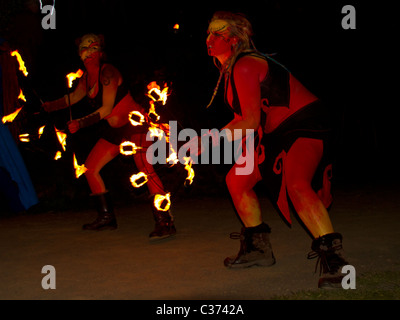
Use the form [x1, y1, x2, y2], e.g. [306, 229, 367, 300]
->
[308, 232, 349, 289]
[82, 192, 117, 231]
[149, 204, 176, 241]
[224, 223, 276, 268]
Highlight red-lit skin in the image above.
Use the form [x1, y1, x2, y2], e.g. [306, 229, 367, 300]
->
[66, 42, 165, 196]
[207, 29, 334, 237]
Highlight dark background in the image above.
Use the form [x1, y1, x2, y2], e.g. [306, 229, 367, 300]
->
[1, 0, 397, 212]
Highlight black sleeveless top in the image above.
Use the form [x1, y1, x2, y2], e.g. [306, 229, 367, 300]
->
[225, 51, 290, 116]
[86, 64, 129, 110]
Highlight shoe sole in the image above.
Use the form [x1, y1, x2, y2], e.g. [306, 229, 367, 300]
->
[226, 259, 276, 269]
[149, 233, 176, 243]
[82, 225, 118, 231]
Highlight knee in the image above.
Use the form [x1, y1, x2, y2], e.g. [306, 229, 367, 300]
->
[84, 166, 97, 180]
[286, 177, 312, 199]
[225, 172, 239, 194]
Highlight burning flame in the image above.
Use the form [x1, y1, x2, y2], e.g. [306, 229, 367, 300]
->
[120, 141, 142, 156]
[54, 126, 67, 151]
[148, 101, 160, 122]
[154, 193, 171, 212]
[66, 69, 84, 88]
[173, 24, 179, 30]
[148, 126, 165, 140]
[129, 110, 145, 126]
[10, 50, 28, 76]
[183, 157, 195, 186]
[130, 172, 148, 188]
[54, 151, 62, 160]
[73, 153, 87, 178]
[18, 89, 26, 102]
[19, 133, 30, 142]
[166, 144, 179, 165]
[38, 125, 45, 138]
[2, 107, 22, 123]
[147, 81, 169, 105]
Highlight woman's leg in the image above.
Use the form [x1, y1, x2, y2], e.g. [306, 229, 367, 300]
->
[225, 163, 262, 227]
[224, 141, 275, 268]
[131, 133, 166, 196]
[285, 137, 334, 238]
[131, 133, 176, 240]
[285, 137, 349, 288]
[84, 138, 120, 194]
[82, 138, 120, 230]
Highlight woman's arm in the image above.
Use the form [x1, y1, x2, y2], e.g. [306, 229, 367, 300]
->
[68, 64, 122, 133]
[42, 76, 86, 112]
[222, 56, 267, 141]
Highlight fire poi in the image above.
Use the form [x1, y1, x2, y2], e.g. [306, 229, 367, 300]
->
[41, 33, 176, 240]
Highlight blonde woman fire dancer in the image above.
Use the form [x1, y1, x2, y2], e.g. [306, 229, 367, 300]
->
[42, 34, 176, 241]
[201, 12, 349, 288]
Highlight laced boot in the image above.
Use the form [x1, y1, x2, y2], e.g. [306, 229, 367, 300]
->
[149, 203, 176, 241]
[307, 232, 349, 289]
[224, 223, 276, 268]
[82, 192, 117, 231]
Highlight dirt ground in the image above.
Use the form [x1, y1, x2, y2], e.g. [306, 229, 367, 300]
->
[0, 178, 399, 301]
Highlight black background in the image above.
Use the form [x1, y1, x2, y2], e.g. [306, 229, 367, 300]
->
[2, 0, 398, 210]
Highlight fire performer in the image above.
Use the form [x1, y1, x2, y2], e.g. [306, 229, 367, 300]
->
[42, 34, 176, 240]
[201, 12, 348, 288]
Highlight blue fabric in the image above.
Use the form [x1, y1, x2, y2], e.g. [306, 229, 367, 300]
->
[0, 122, 38, 210]
[0, 39, 38, 211]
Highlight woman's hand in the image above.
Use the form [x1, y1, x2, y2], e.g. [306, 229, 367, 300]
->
[67, 120, 80, 133]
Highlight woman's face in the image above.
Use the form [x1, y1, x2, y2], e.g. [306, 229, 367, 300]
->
[206, 20, 235, 58]
[79, 35, 102, 63]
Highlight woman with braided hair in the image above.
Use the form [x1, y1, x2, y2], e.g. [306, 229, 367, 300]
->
[203, 11, 349, 288]
[42, 34, 176, 241]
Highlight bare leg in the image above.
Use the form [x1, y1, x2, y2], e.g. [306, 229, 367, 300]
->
[285, 137, 334, 238]
[225, 160, 262, 227]
[84, 138, 120, 194]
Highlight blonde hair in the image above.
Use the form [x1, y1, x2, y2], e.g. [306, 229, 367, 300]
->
[207, 11, 256, 108]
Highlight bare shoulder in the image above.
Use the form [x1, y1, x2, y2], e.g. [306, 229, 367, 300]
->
[234, 54, 268, 80]
[101, 64, 121, 85]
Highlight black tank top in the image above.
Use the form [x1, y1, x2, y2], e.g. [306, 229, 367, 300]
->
[86, 64, 129, 109]
[225, 51, 290, 116]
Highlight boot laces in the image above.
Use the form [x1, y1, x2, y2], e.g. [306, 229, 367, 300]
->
[229, 231, 253, 253]
[307, 243, 344, 275]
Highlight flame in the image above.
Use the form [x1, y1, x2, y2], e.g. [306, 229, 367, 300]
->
[54, 126, 67, 151]
[10, 50, 28, 76]
[120, 141, 142, 156]
[147, 81, 169, 105]
[38, 125, 45, 138]
[19, 133, 30, 142]
[148, 126, 165, 140]
[54, 151, 62, 160]
[66, 69, 84, 88]
[18, 89, 26, 102]
[130, 172, 148, 188]
[166, 144, 179, 165]
[148, 101, 160, 122]
[73, 153, 87, 178]
[2, 107, 22, 123]
[154, 193, 171, 211]
[129, 110, 145, 126]
[173, 24, 179, 30]
[148, 121, 170, 142]
[183, 157, 195, 185]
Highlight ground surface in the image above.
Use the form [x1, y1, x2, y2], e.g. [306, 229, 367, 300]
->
[0, 179, 399, 301]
